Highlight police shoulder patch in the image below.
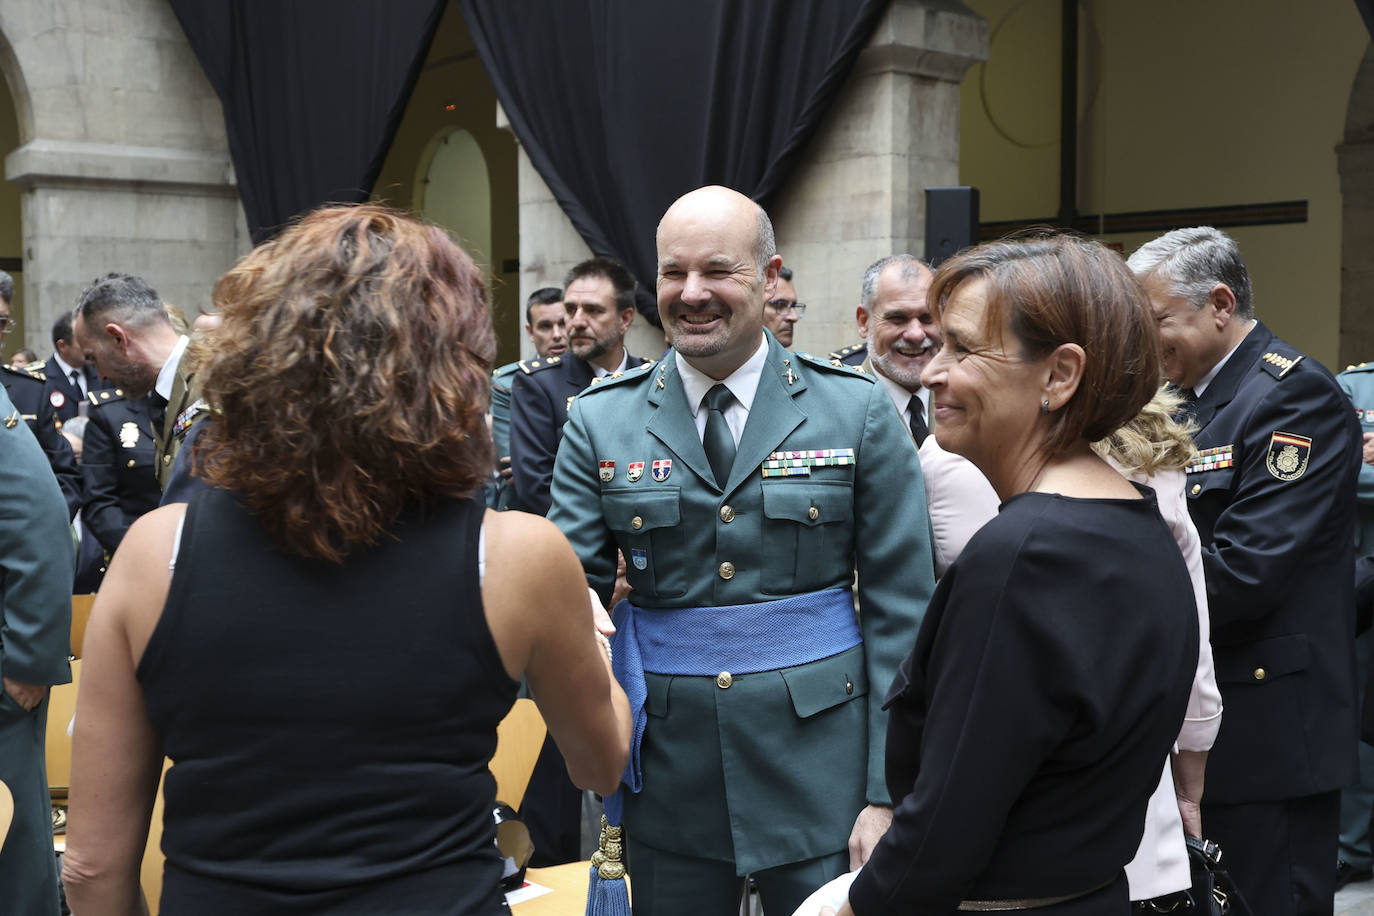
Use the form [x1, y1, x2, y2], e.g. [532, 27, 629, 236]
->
[1265, 431, 1311, 481]
[90, 387, 126, 407]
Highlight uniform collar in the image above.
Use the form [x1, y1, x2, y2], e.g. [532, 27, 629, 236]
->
[155, 335, 190, 402]
[675, 335, 769, 419]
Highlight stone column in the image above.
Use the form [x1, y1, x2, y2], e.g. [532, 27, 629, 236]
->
[0, 0, 247, 351]
[1338, 45, 1374, 368]
[775, 1, 988, 355]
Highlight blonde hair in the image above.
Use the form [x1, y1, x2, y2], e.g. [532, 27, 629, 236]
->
[1091, 385, 1196, 476]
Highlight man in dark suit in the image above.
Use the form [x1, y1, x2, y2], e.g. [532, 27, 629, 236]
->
[34, 312, 109, 422]
[1130, 226, 1361, 915]
[509, 256, 645, 517]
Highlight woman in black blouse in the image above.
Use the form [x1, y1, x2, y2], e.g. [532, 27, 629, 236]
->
[836, 234, 1199, 914]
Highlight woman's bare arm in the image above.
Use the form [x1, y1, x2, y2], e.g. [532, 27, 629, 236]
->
[482, 510, 630, 796]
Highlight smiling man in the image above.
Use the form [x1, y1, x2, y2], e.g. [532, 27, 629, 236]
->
[856, 254, 997, 576]
[1129, 226, 1360, 915]
[547, 186, 935, 915]
[509, 258, 644, 517]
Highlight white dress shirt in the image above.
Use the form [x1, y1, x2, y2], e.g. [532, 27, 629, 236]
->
[155, 335, 191, 402]
[675, 336, 769, 447]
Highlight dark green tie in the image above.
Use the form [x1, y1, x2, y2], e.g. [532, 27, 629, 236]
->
[703, 384, 736, 488]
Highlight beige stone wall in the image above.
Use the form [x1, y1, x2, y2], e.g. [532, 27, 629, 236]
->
[0, 0, 245, 352]
[959, 0, 1370, 370]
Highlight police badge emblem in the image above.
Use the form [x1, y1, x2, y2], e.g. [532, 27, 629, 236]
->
[49, 390, 65, 409]
[627, 461, 644, 482]
[631, 548, 648, 570]
[1265, 431, 1311, 481]
[599, 460, 615, 482]
[651, 459, 671, 482]
[119, 421, 140, 449]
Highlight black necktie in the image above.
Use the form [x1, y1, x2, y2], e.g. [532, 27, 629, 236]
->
[69, 369, 82, 396]
[908, 395, 929, 446]
[703, 384, 737, 488]
[148, 392, 168, 437]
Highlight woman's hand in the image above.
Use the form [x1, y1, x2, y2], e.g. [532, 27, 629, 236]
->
[1172, 749, 1207, 837]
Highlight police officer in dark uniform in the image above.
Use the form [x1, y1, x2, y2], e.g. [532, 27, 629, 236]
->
[0, 365, 81, 520]
[829, 340, 867, 366]
[81, 386, 160, 556]
[32, 312, 110, 422]
[509, 257, 646, 517]
[1130, 226, 1360, 915]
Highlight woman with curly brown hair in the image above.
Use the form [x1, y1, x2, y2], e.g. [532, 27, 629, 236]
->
[61, 205, 631, 915]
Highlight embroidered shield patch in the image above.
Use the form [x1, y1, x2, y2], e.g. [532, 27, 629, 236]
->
[627, 461, 644, 482]
[1265, 431, 1311, 481]
[651, 459, 672, 482]
[631, 548, 648, 570]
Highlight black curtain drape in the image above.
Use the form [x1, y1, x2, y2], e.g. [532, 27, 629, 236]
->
[1359, 0, 1374, 38]
[171, 0, 446, 244]
[461, 0, 892, 323]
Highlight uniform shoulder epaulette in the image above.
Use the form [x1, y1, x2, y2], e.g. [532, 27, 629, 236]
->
[796, 351, 875, 380]
[1340, 361, 1374, 375]
[1259, 351, 1304, 379]
[20, 360, 46, 380]
[88, 387, 127, 407]
[0, 364, 40, 385]
[828, 342, 866, 360]
[492, 361, 520, 379]
[576, 359, 657, 400]
[518, 355, 563, 374]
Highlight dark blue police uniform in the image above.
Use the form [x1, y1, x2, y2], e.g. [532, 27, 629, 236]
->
[509, 352, 645, 517]
[81, 387, 160, 555]
[29, 357, 109, 422]
[1, 364, 81, 520]
[830, 341, 867, 367]
[1185, 321, 1360, 914]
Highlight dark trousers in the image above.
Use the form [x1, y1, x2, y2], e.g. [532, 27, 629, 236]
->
[520, 735, 583, 866]
[1203, 791, 1340, 916]
[625, 835, 848, 916]
[0, 696, 60, 916]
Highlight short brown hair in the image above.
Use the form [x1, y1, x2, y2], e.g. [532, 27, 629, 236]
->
[928, 233, 1161, 457]
[194, 204, 496, 562]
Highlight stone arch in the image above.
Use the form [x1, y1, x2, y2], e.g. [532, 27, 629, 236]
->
[0, 19, 34, 146]
[415, 126, 493, 270]
[1339, 42, 1374, 366]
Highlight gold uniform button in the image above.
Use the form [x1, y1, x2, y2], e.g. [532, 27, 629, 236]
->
[127, 459, 136, 468]
[845, 680, 854, 695]
[808, 506, 819, 521]
[718, 561, 735, 580]
[1253, 667, 1266, 681]
[716, 671, 733, 689]
[720, 505, 735, 523]
[631, 515, 643, 530]
[1190, 484, 1201, 496]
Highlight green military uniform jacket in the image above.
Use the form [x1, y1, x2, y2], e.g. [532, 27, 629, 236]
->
[548, 334, 936, 873]
[155, 356, 207, 489]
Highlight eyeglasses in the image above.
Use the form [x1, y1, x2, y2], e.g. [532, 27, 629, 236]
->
[766, 299, 805, 316]
[0, 316, 12, 334]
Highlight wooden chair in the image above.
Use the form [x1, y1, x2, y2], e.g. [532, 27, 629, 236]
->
[70, 594, 96, 660]
[491, 698, 547, 810]
[0, 779, 12, 854]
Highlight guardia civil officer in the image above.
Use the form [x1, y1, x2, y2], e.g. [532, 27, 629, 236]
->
[509, 257, 645, 516]
[1129, 226, 1360, 914]
[548, 186, 935, 915]
[81, 385, 160, 555]
[488, 286, 567, 510]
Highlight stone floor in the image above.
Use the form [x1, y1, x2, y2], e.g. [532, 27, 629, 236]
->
[1339, 878, 1374, 915]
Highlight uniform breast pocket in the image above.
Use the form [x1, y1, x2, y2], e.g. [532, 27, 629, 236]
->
[602, 488, 687, 599]
[760, 480, 853, 595]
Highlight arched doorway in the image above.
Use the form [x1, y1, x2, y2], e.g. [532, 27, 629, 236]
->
[416, 127, 492, 271]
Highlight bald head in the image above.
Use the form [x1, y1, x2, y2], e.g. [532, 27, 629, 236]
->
[656, 186, 782, 379]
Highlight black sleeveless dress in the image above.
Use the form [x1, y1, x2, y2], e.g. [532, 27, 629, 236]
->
[137, 489, 519, 914]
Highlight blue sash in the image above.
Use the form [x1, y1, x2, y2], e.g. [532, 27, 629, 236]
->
[604, 587, 860, 823]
